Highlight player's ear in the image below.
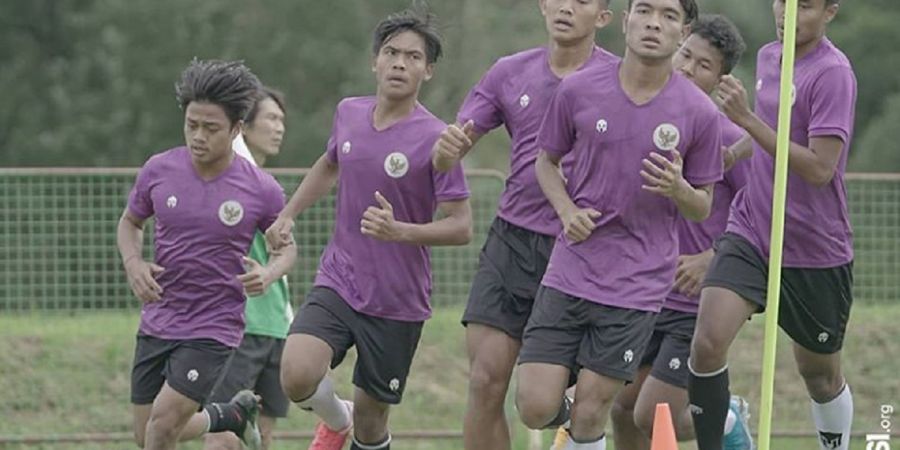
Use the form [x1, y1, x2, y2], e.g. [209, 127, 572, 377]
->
[230, 120, 243, 140]
[824, 2, 839, 24]
[423, 63, 435, 82]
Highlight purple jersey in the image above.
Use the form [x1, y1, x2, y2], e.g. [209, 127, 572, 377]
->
[665, 114, 749, 313]
[458, 46, 619, 236]
[127, 147, 284, 347]
[538, 62, 723, 313]
[728, 38, 856, 267]
[315, 97, 470, 321]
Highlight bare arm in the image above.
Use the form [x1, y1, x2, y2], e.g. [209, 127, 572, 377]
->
[535, 151, 601, 243]
[723, 134, 753, 171]
[117, 210, 164, 302]
[718, 75, 843, 187]
[266, 154, 339, 248]
[361, 192, 473, 246]
[432, 121, 483, 172]
[237, 241, 298, 296]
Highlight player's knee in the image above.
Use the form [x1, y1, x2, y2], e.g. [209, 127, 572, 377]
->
[468, 360, 510, 404]
[571, 396, 612, 431]
[279, 363, 320, 401]
[797, 364, 843, 401]
[144, 412, 181, 443]
[609, 399, 633, 428]
[632, 404, 655, 437]
[689, 332, 727, 371]
[515, 388, 560, 429]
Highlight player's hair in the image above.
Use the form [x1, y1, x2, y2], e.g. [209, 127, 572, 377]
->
[245, 86, 286, 125]
[372, 1, 443, 64]
[627, 0, 698, 24]
[825, 0, 840, 5]
[691, 14, 746, 75]
[175, 59, 261, 127]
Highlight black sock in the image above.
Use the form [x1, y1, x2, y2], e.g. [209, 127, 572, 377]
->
[203, 402, 246, 433]
[350, 434, 391, 450]
[688, 365, 730, 450]
[544, 395, 572, 429]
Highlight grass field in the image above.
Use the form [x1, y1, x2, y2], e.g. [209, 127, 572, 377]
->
[0, 303, 897, 450]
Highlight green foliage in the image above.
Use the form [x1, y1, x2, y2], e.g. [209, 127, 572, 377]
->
[0, 0, 898, 170]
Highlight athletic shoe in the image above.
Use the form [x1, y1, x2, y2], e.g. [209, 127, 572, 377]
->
[308, 400, 354, 450]
[723, 395, 754, 450]
[231, 390, 262, 450]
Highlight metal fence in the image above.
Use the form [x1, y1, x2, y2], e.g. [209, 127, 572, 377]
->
[0, 169, 897, 312]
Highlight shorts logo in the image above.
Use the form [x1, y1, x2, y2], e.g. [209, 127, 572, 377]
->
[389, 378, 401, 392]
[384, 152, 409, 178]
[756, 79, 763, 91]
[623, 349, 634, 363]
[818, 431, 843, 449]
[596, 119, 608, 134]
[653, 123, 680, 152]
[690, 404, 704, 415]
[166, 195, 177, 208]
[669, 357, 681, 370]
[520, 94, 530, 108]
[818, 332, 830, 343]
[341, 141, 352, 154]
[218, 200, 244, 227]
[187, 369, 199, 382]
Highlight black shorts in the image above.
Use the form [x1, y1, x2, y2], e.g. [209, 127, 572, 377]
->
[704, 232, 854, 354]
[209, 334, 290, 418]
[462, 217, 554, 339]
[518, 286, 657, 383]
[639, 309, 695, 389]
[288, 287, 424, 404]
[131, 335, 234, 405]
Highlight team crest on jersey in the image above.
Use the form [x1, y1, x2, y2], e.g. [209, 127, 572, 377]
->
[166, 195, 177, 208]
[519, 94, 530, 108]
[756, 78, 763, 91]
[384, 152, 409, 178]
[790, 83, 797, 106]
[653, 123, 680, 151]
[218, 200, 244, 226]
[341, 140, 352, 154]
[596, 119, 608, 134]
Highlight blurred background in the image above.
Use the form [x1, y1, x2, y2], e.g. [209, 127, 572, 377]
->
[1, 0, 899, 172]
[1, 1, 898, 449]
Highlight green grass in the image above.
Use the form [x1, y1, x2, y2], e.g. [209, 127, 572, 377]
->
[0, 303, 897, 449]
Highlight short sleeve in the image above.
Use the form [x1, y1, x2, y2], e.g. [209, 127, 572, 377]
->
[432, 163, 470, 203]
[325, 106, 341, 164]
[724, 158, 750, 193]
[682, 106, 724, 186]
[808, 66, 857, 145]
[457, 62, 506, 134]
[537, 84, 576, 159]
[127, 160, 157, 220]
[258, 176, 285, 233]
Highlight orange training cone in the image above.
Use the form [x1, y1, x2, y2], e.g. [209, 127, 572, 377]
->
[650, 402, 679, 450]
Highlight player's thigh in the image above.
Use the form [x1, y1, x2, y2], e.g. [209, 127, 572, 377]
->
[780, 263, 853, 355]
[208, 335, 269, 404]
[133, 403, 153, 446]
[692, 287, 756, 366]
[462, 218, 551, 339]
[149, 382, 203, 429]
[353, 313, 423, 405]
[465, 323, 521, 387]
[166, 339, 234, 405]
[255, 338, 290, 418]
[613, 365, 652, 413]
[284, 287, 356, 385]
[633, 375, 689, 431]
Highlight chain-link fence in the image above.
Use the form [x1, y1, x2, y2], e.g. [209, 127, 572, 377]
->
[0, 169, 897, 312]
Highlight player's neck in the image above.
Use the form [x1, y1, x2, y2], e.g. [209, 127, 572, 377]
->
[192, 151, 234, 181]
[795, 34, 825, 61]
[249, 147, 267, 167]
[619, 52, 672, 105]
[547, 37, 595, 78]
[373, 94, 417, 131]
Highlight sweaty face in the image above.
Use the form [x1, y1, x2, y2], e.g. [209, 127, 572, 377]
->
[183, 101, 238, 167]
[624, 0, 690, 61]
[243, 97, 285, 158]
[674, 34, 725, 94]
[773, 0, 837, 49]
[541, 0, 612, 45]
[372, 30, 433, 101]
